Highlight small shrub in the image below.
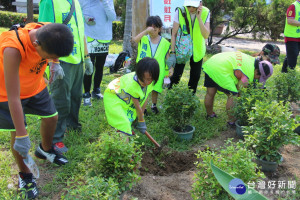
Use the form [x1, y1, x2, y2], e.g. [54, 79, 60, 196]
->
[273, 69, 300, 105]
[163, 82, 199, 132]
[245, 100, 300, 162]
[191, 139, 265, 200]
[0, 11, 38, 27]
[62, 177, 119, 200]
[231, 85, 271, 126]
[87, 133, 143, 192]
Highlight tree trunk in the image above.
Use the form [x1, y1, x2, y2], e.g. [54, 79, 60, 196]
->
[123, 0, 133, 55]
[130, 0, 148, 66]
[27, 0, 34, 22]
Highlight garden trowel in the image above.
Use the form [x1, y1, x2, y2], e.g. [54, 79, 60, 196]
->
[23, 154, 39, 179]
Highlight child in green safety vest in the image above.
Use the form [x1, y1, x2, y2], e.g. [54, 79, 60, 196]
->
[202, 51, 273, 127]
[134, 16, 172, 114]
[103, 57, 160, 136]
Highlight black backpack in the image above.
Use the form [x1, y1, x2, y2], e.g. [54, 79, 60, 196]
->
[110, 50, 130, 73]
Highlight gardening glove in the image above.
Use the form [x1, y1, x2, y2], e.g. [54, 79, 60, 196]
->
[137, 121, 147, 134]
[166, 54, 176, 69]
[13, 135, 31, 158]
[49, 62, 65, 84]
[84, 56, 94, 75]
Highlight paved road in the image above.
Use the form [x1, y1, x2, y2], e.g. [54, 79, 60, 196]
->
[213, 36, 286, 54]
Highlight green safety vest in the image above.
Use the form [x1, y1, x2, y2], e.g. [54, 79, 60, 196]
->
[104, 72, 153, 135]
[52, 0, 85, 64]
[284, 1, 300, 38]
[203, 52, 255, 93]
[136, 35, 170, 93]
[178, 6, 209, 62]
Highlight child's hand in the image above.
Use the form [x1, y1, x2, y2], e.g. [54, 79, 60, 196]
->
[137, 121, 147, 134]
[84, 56, 94, 75]
[146, 26, 155, 34]
[14, 135, 31, 158]
[49, 62, 65, 84]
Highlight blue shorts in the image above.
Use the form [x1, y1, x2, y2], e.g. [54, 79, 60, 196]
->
[0, 87, 57, 131]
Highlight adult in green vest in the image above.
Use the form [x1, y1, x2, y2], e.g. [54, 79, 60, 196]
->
[103, 57, 159, 136]
[39, 0, 93, 154]
[282, 0, 300, 72]
[169, 0, 210, 94]
[79, 0, 117, 106]
[134, 16, 171, 114]
[203, 51, 273, 127]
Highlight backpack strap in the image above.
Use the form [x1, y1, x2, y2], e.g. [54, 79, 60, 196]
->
[63, 0, 75, 25]
[176, 6, 190, 35]
[9, 23, 46, 52]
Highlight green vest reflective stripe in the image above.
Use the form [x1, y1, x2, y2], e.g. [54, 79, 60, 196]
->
[284, 1, 300, 38]
[87, 36, 110, 43]
[136, 35, 170, 93]
[178, 6, 209, 62]
[104, 72, 153, 135]
[203, 52, 255, 93]
[52, 0, 85, 64]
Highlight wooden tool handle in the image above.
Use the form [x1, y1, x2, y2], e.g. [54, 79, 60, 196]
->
[145, 131, 161, 148]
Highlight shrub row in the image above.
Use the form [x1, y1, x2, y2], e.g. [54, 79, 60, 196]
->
[0, 11, 124, 40]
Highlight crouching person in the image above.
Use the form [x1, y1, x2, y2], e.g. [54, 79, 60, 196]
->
[0, 23, 72, 199]
[203, 51, 273, 127]
[103, 57, 159, 136]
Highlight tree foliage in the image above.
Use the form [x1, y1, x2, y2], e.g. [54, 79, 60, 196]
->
[204, 0, 266, 45]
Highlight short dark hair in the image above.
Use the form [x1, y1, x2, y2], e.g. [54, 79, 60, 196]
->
[36, 23, 74, 57]
[136, 57, 160, 85]
[146, 16, 163, 34]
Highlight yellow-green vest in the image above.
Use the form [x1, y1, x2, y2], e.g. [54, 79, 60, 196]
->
[203, 52, 255, 93]
[178, 6, 209, 62]
[284, 1, 300, 38]
[136, 35, 170, 93]
[53, 0, 85, 64]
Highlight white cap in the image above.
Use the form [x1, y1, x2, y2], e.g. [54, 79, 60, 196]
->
[183, 0, 201, 7]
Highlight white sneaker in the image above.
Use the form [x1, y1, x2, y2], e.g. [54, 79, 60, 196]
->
[83, 92, 92, 106]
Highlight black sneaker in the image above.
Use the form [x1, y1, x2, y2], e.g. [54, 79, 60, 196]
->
[18, 172, 38, 199]
[151, 105, 159, 114]
[83, 92, 92, 106]
[92, 88, 103, 99]
[35, 144, 68, 165]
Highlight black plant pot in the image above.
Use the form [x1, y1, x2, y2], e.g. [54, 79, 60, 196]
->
[255, 156, 283, 172]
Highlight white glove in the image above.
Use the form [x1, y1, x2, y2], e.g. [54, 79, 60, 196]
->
[49, 62, 65, 84]
[84, 56, 94, 75]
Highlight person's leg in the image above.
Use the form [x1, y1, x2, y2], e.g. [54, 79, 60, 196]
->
[50, 62, 72, 144]
[68, 62, 84, 129]
[285, 41, 299, 71]
[204, 87, 217, 116]
[170, 63, 186, 88]
[151, 91, 159, 114]
[281, 56, 288, 73]
[40, 115, 58, 151]
[189, 57, 203, 94]
[92, 53, 108, 94]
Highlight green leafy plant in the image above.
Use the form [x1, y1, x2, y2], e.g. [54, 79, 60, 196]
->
[163, 82, 199, 132]
[62, 177, 119, 200]
[273, 69, 300, 105]
[0, 11, 38, 28]
[231, 85, 269, 126]
[245, 101, 300, 163]
[191, 139, 265, 200]
[87, 133, 143, 192]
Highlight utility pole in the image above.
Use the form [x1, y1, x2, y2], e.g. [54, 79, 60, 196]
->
[27, 0, 34, 22]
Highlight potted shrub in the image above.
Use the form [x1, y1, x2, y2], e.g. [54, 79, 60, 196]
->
[245, 100, 300, 172]
[163, 82, 199, 140]
[231, 85, 267, 139]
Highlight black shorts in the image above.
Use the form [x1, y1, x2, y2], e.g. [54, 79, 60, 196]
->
[0, 87, 57, 131]
[204, 73, 238, 95]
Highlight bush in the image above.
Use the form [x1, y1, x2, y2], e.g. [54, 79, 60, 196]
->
[112, 21, 124, 40]
[63, 177, 119, 200]
[87, 133, 143, 192]
[163, 82, 199, 132]
[0, 11, 38, 27]
[273, 69, 300, 105]
[191, 139, 265, 200]
[245, 101, 299, 162]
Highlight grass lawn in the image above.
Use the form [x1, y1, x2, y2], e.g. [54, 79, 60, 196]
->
[0, 31, 298, 199]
